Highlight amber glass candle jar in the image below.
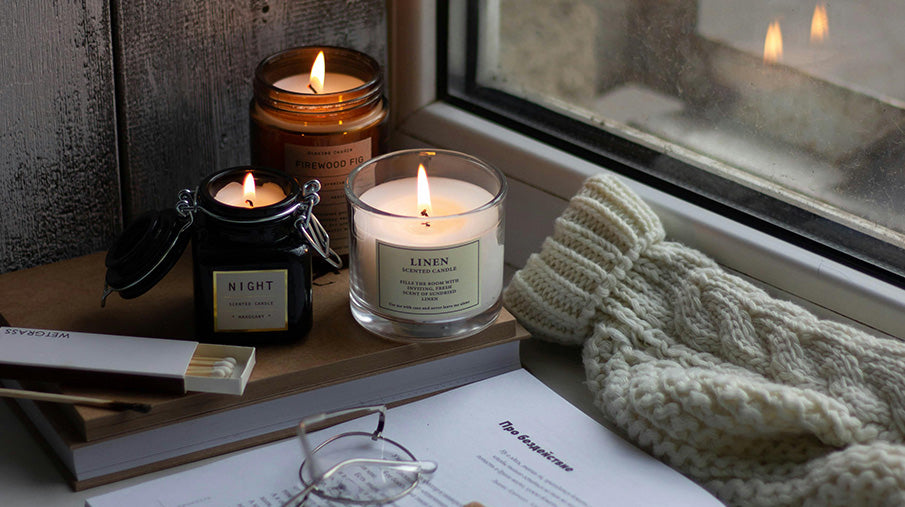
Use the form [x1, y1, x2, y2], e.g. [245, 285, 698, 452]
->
[250, 46, 388, 268]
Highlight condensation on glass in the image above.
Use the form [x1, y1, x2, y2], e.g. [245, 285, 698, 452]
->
[475, 0, 905, 249]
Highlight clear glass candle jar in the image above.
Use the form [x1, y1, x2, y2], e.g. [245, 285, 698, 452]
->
[345, 149, 508, 342]
[250, 46, 388, 268]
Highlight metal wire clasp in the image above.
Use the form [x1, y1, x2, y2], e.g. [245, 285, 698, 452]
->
[294, 180, 342, 269]
[174, 188, 197, 225]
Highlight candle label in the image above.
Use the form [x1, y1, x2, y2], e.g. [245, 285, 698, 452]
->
[213, 270, 288, 332]
[284, 138, 371, 255]
[376, 240, 480, 316]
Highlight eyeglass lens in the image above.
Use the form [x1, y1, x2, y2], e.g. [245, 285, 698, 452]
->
[300, 432, 421, 504]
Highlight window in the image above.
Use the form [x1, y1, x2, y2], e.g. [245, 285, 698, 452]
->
[440, 0, 905, 288]
[389, 2, 905, 339]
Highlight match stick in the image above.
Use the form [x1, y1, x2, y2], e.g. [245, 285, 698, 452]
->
[186, 366, 232, 378]
[189, 357, 237, 366]
[0, 387, 152, 413]
[185, 356, 237, 378]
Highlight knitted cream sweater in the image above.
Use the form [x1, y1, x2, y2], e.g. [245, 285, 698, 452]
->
[504, 174, 905, 506]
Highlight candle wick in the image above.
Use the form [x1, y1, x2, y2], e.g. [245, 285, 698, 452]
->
[420, 209, 429, 217]
[246, 199, 254, 207]
[308, 84, 319, 94]
[421, 221, 431, 228]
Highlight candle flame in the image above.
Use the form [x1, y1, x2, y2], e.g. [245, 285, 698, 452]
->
[243, 172, 256, 208]
[309, 51, 325, 94]
[764, 20, 783, 63]
[810, 3, 828, 44]
[416, 164, 432, 218]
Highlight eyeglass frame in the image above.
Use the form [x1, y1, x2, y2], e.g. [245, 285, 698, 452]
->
[281, 405, 438, 506]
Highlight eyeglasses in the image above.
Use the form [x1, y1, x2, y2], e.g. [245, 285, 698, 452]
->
[281, 405, 438, 506]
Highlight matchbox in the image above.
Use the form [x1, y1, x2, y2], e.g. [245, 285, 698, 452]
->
[0, 327, 255, 395]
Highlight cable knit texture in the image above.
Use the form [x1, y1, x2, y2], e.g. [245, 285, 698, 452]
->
[504, 174, 905, 506]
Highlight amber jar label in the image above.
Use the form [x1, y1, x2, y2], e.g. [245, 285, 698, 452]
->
[376, 240, 481, 317]
[212, 269, 288, 332]
[284, 138, 371, 255]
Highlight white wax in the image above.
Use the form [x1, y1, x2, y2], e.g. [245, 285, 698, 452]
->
[273, 73, 365, 94]
[359, 177, 492, 243]
[353, 177, 503, 322]
[214, 181, 286, 208]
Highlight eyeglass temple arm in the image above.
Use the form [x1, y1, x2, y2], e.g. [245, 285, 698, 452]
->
[297, 405, 387, 478]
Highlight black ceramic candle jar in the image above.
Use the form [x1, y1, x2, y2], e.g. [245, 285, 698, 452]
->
[103, 166, 339, 345]
[193, 168, 312, 344]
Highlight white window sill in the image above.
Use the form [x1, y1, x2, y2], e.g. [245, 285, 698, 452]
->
[395, 101, 905, 340]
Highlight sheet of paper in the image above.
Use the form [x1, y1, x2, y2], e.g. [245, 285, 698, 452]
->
[86, 369, 719, 507]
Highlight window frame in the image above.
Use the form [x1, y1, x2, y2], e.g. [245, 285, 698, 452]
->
[388, 1, 905, 340]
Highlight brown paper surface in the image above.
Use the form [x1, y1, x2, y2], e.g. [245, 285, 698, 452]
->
[0, 250, 523, 441]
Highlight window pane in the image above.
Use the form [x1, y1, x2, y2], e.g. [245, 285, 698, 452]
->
[473, 0, 905, 254]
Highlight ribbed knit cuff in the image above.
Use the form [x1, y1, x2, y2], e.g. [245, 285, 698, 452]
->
[503, 174, 665, 344]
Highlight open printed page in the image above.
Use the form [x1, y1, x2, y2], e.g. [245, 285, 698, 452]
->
[87, 369, 719, 507]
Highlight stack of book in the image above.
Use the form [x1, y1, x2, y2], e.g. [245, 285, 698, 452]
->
[0, 252, 526, 490]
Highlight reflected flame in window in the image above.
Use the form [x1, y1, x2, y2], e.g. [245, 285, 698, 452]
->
[764, 20, 783, 63]
[811, 3, 828, 44]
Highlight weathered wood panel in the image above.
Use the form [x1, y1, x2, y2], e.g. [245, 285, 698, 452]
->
[0, 0, 386, 273]
[116, 0, 387, 219]
[0, 1, 120, 273]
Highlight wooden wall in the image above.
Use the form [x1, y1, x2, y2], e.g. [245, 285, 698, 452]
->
[0, 0, 386, 273]
[0, 2, 119, 273]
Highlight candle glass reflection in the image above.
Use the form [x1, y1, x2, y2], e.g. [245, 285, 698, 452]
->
[345, 150, 507, 342]
[250, 46, 388, 267]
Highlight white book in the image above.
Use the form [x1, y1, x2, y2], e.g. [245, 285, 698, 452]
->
[4, 340, 520, 483]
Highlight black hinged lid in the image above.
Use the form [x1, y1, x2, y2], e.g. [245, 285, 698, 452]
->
[102, 207, 193, 305]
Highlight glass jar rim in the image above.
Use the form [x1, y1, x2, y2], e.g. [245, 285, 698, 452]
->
[344, 149, 508, 220]
[253, 46, 384, 112]
[198, 166, 303, 224]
